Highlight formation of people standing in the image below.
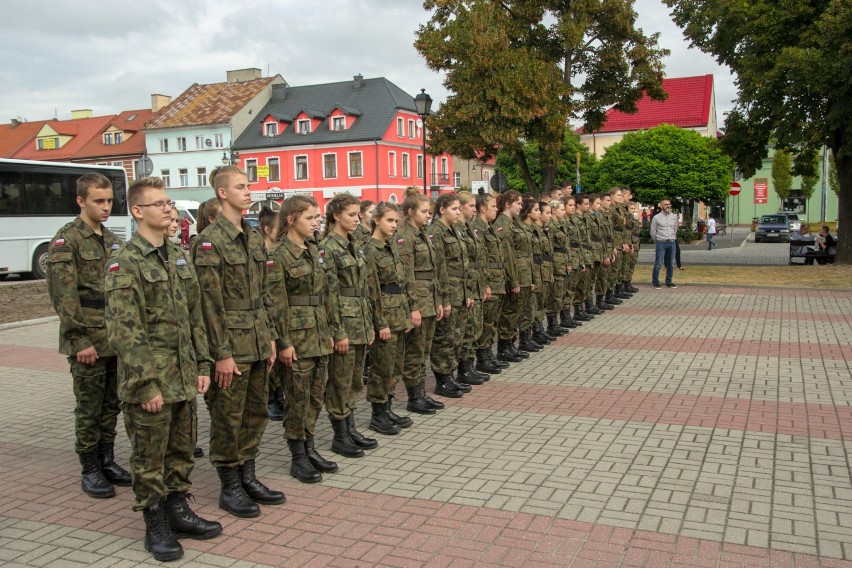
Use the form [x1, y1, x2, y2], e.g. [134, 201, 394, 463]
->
[46, 168, 642, 562]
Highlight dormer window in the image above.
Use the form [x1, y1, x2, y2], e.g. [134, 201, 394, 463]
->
[104, 133, 113, 145]
[298, 119, 311, 134]
[331, 116, 345, 131]
[265, 122, 278, 137]
[114, 132, 123, 144]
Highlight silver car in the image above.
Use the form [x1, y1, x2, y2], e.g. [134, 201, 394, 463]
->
[782, 212, 801, 232]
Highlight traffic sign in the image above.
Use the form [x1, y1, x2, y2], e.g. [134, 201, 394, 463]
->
[729, 181, 741, 196]
[490, 173, 508, 193]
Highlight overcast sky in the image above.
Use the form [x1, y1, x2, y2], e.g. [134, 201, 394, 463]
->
[0, 0, 736, 124]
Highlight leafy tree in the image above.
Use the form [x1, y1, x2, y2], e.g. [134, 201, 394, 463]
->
[415, 0, 668, 194]
[771, 149, 793, 202]
[829, 154, 840, 196]
[800, 153, 820, 201]
[664, 0, 852, 262]
[595, 124, 733, 205]
[495, 131, 599, 193]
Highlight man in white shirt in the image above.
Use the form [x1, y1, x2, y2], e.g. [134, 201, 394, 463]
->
[706, 216, 718, 250]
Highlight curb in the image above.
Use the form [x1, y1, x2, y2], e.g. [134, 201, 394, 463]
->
[0, 315, 59, 331]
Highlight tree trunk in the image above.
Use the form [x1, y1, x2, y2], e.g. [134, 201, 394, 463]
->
[833, 146, 850, 264]
[515, 148, 537, 193]
[541, 165, 556, 194]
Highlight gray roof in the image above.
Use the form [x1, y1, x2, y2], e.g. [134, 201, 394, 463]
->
[234, 77, 418, 150]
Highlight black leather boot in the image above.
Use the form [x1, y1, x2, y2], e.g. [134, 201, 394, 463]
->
[586, 299, 604, 315]
[216, 466, 260, 517]
[486, 345, 510, 368]
[193, 447, 204, 458]
[347, 412, 379, 447]
[434, 373, 463, 398]
[306, 438, 338, 473]
[370, 401, 401, 434]
[532, 321, 554, 344]
[143, 501, 183, 561]
[475, 349, 502, 374]
[385, 397, 413, 428]
[497, 339, 523, 363]
[405, 384, 437, 415]
[509, 337, 531, 358]
[458, 360, 486, 385]
[606, 290, 623, 305]
[419, 382, 445, 409]
[519, 330, 541, 352]
[466, 359, 490, 382]
[239, 460, 286, 504]
[164, 492, 223, 540]
[330, 418, 364, 458]
[573, 304, 592, 321]
[447, 369, 472, 393]
[547, 314, 566, 336]
[267, 401, 283, 421]
[625, 281, 639, 293]
[560, 309, 580, 328]
[79, 451, 115, 499]
[97, 441, 131, 487]
[287, 439, 322, 483]
[596, 295, 614, 311]
[616, 284, 632, 299]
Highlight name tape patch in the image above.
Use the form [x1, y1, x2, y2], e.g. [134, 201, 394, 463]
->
[176, 258, 187, 266]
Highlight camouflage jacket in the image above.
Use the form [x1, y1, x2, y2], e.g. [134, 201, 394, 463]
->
[549, 220, 569, 277]
[364, 237, 411, 333]
[191, 215, 276, 363]
[507, 217, 533, 287]
[492, 213, 520, 289]
[469, 216, 505, 294]
[538, 223, 554, 283]
[461, 220, 487, 300]
[352, 223, 372, 250]
[527, 223, 543, 288]
[626, 205, 642, 247]
[397, 222, 440, 318]
[319, 231, 374, 345]
[105, 236, 213, 404]
[428, 220, 468, 307]
[610, 203, 626, 248]
[47, 217, 121, 357]
[565, 216, 587, 268]
[586, 212, 605, 262]
[272, 236, 333, 358]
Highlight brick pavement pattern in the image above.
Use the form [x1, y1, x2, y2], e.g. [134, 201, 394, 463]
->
[0, 284, 850, 567]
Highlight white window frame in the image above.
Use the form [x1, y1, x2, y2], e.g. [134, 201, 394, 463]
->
[294, 155, 309, 180]
[402, 153, 410, 178]
[161, 169, 170, 188]
[348, 151, 363, 178]
[416, 155, 424, 179]
[197, 167, 208, 187]
[323, 153, 337, 179]
[214, 133, 224, 148]
[112, 161, 123, 168]
[453, 172, 462, 188]
[265, 122, 278, 137]
[267, 157, 280, 182]
[388, 151, 397, 177]
[114, 132, 123, 144]
[396, 117, 404, 137]
[331, 116, 345, 131]
[441, 157, 448, 175]
[246, 159, 258, 183]
[178, 168, 189, 187]
[176, 137, 187, 151]
[297, 119, 310, 134]
[408, 119, 415, 139]
[104, 132, 113, 145]
[159, 138, 169, 153]
[195, 135, 205, 150]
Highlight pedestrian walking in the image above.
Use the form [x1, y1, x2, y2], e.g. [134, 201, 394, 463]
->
[706, 215, 718, 250]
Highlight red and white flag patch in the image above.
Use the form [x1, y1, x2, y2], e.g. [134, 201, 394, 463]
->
[397, 238, 405, 245]
[108, 262, 120, 272]
[55, 238, 65, 246]
[201, 242, 213, 250]
[266, 260, 274, 267]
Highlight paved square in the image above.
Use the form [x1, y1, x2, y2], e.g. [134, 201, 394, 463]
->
[0, 284, 850, 567]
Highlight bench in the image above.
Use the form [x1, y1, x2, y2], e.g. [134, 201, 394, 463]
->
[789, 238, 815, 265]
[715, 223, 727, 236]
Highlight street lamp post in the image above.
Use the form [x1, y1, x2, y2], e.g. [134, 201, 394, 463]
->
[221, 148, 240, 165]
[414, 89, 432, 196]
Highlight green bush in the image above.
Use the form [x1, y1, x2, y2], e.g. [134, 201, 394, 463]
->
[640, 225, 652, 244]
[677, 225, 702, 244]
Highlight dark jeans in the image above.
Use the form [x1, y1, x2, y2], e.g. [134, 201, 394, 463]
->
[652, 241, 675, 285]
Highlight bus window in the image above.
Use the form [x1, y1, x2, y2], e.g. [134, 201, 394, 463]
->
[0, 171, 24, 215]
[23, 172, 71, 215]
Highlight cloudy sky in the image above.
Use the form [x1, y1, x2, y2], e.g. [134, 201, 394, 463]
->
[0, 0, 736, 124]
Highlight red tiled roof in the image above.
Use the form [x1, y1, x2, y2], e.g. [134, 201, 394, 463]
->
[74, 109, 156, 159]
[0, 120, 48, 158]
[580, 74, 713, 134]
[146, 78, 276, 129]
[12, 115, 115, 161]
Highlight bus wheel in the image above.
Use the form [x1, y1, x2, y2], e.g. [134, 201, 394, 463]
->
[31, 244, 49, 279]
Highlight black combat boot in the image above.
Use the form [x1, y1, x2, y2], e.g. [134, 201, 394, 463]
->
[560, 309, 580, 328]
[466, 359, 491, 382]
[606, 290, 623, 305]
[486, 345, 510, 368]
[216, 466, 260, 517]
[533, 320, 554, 343]
[447, 369, 472, 393]
[385, 396, 413, 428]
[419, 382, 445, 409]
[475, 349, 502, 374]
[547, 314, 566, 336]
[347, 412, 379, 447]
[330, 418, 364, 458]
[509, 336, 531, 358]
[143, 500, 183, 561]
[458, 360, 486, 385]
[97, 441, 132, 487]
[305, 437, 338, 473]
[164, 492, 223, 540]
[434, 373, 463, 398]
[405, 384, 437, 415]
[79, 451, 115, 499]
[586, 298, 604, 315]
[267, 385, 283, 421]
[625, 281, 639, 293]
[497, 339, 523, 363]
[615, 283, 632, 299]
[193, 447, 204, 458]
[519, 330, 541, 352]
[370, 401, 401, 434]
[573, 303, 592, 321]
[596, 295, 614, 311]
[287, 439, 322, 483]
[239, 460, 286, 504]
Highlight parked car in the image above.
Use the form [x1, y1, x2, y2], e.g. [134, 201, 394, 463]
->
[754, 214, 791, 242]
[782, 212, 801, 232]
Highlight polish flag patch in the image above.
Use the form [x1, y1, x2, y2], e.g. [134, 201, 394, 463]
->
[319, 249, 325, 257]
[201, 242, 213, 250]
[397, 238, 404, 245]
[266, 260, 274, 267]
[55, 238, 65, 245]
[108, 262, 120, 272]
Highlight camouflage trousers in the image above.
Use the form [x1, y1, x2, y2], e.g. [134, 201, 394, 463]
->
[536, 280, 552, 319]
[581, 263, 594, 301]
[518, 286, 537, 332]
[431, 304, 465, 374]
[572, 268, 587, 304]
[497, 287, 530, 340]
[277, 355, 327, 440]
[548, 275, 565, 315]
[627, 249, 639, 280]
[326, 343, 366, 420]
[367, 330, 405, 404]
[591, 261, 604, 297]
[477, 295, 502, 349]
[70, 356, 120, 454]
[611, 252, 625, 288]
[403, 316, 436, 387]
[205, 360, 268, 468]
[123, 399, 195, 511]
[461, 299, 483, 361]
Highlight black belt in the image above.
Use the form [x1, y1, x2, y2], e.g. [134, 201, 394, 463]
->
[339, 287, 367, 298]
[553, 247, 568, 253]
[380, 284, 406, 295]
[660, 239, 675, 243]
[414, 270, 435, 280]
[533, 256, 543, 265]
[289, 295, 322, 306]
[223, 298, 263, 310]
[542, 254, 553, 262]
[446, 267, 464, 278]
[80, 298, 105, 309]
[488, 262, 503, 269]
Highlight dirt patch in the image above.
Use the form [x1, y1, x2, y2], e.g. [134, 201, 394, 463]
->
[0, 281, 55, 324]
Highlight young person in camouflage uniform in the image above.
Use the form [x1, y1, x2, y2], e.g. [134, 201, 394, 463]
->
[547, 199, 574, 335]
[192, 166, 284, 517]
[532, 200, 557, 345]
[258, 207, 286, 423]
[493, 191, 530, 362]
[106, 177, 222, 562]
[46, 172, 132, 499]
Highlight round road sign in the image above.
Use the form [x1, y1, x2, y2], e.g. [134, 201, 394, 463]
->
[729, 182, 742, 196]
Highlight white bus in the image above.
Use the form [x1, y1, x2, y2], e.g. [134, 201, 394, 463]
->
[0, 159, 131, 279]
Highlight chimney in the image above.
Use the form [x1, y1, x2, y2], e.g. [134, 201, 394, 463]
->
[71, 109, 93, 119]
[226, 68, 262, 83]
[353, 74, 364, 89]
[151, 94, 172, 112]
[272, 83, 288, 101]
[10, 118, 20, 127]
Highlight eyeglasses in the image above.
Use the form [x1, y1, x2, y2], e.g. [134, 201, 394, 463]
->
[137, 200, 176, 210]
